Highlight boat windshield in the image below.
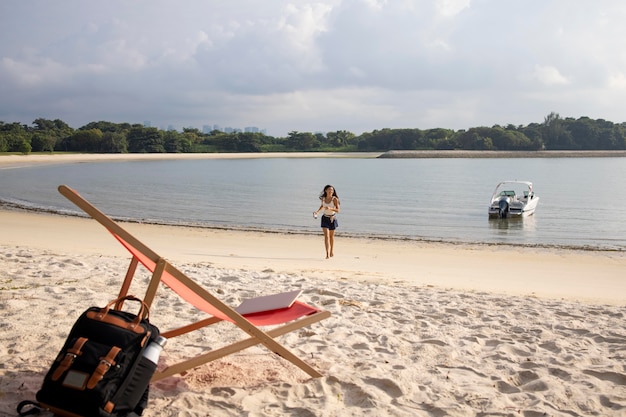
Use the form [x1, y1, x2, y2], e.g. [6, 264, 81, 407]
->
[494, 183, 532, 199]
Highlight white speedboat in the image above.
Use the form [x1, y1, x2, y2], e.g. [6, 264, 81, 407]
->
[488, 181, 539, 219]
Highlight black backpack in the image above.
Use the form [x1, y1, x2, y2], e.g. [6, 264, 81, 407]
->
[18, 296, 161, 417]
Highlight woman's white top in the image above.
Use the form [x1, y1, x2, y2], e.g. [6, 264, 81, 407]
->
[322, 198, 336, 216]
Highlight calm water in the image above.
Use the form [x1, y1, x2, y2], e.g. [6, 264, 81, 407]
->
[1, 157, 626, 251]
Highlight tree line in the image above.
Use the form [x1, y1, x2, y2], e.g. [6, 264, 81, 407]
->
[1, 112, 625, 154]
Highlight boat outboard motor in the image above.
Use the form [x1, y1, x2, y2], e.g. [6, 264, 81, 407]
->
[498, 198, 510, 218]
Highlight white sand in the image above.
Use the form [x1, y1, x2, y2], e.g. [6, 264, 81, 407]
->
[0, 152, 381, 169]
[1, 154, 626, 416]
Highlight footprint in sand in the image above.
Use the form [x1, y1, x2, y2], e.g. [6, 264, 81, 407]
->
[363, 377, 404, 398]
[494, 380, 520, 394]
[583, 370, 626, 386]
[513, 370, 549, 392]
[338, 380, 378, 408]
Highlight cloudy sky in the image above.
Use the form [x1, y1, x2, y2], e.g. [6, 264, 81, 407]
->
[1, 1, 625, 137]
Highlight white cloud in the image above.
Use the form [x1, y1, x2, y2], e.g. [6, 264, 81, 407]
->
[426, 39, 452, 52]
[435, 0, 471, 18]
[361, 0, 389, 11]
[532, 65, 570, 86]
[608, 73, 626, 89]
[276, 3, 334, 70]
[1, 0, 626, 136]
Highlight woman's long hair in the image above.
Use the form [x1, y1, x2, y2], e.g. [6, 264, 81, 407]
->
[319, 184, 339, 203]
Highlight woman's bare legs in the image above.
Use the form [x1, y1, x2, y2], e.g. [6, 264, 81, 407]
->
[323, 228, 331, 258]
[329, 229, 335, 257]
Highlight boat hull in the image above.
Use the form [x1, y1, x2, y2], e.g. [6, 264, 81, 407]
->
[488, 202, 538, 218]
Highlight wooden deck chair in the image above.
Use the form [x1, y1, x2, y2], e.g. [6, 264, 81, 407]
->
[58, 185, 331, 381]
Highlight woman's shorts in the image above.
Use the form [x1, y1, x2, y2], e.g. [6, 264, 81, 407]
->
[321, 215, 338, 230]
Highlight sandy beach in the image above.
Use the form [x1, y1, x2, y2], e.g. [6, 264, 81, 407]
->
[1, 154, 626, 416]
[0, 152, 382, 169]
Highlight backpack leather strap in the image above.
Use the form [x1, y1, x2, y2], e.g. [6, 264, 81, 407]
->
[87, 346, 122, 389]
[52, 337, 88, 381]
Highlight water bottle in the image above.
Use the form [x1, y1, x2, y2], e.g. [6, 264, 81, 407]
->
[142, 336, 167, 365]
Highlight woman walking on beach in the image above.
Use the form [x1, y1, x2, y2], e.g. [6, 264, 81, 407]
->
[313, 185, 340, 259]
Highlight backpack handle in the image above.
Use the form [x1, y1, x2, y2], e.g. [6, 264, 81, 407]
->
[102, 295, 151, 327]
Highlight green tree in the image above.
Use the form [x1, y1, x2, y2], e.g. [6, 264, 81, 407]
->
[325, 130, 356, 148]
[360, 128, 394, 150]
[127, 127, 165, 153]
[32, 118, 74, 151]
[490, 127, 535, 150]
[457, 128, 492, 150]
[164, 130, 192, 153]
[18, 139, 32, 154]
[235, 132, 262, 152]
[423, 128, 455, 149]
[64, 129, 104, 152]
[80, 121, 132, 133]
[102, 131, 128, 153]
[286, 131, 319, 150]
[520, 123, 544, 150]
[211, 132, 263, 152]
[566, 117, 598, 150]
[181, 127, 204, 146]
[30, 132, 56, 152]
[201, 130, 228, 151]
[0, 122, 30, 152]
[543, 112, 573, 149]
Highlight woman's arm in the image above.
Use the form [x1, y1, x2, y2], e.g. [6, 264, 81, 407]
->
[313, 203, 324, 217]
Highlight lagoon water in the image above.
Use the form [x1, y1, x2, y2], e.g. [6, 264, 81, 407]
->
[1, 156, 625, 251]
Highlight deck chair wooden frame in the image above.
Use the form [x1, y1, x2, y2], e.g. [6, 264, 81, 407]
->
[58, 185, 330, 381]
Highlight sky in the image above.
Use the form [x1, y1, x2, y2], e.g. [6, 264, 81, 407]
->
[1, 0, 625, 137]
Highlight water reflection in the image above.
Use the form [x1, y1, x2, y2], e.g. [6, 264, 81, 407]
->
[488, 215, 537, 234]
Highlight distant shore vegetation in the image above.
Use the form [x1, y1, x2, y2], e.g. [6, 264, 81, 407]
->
[1, 112, 625, 154]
